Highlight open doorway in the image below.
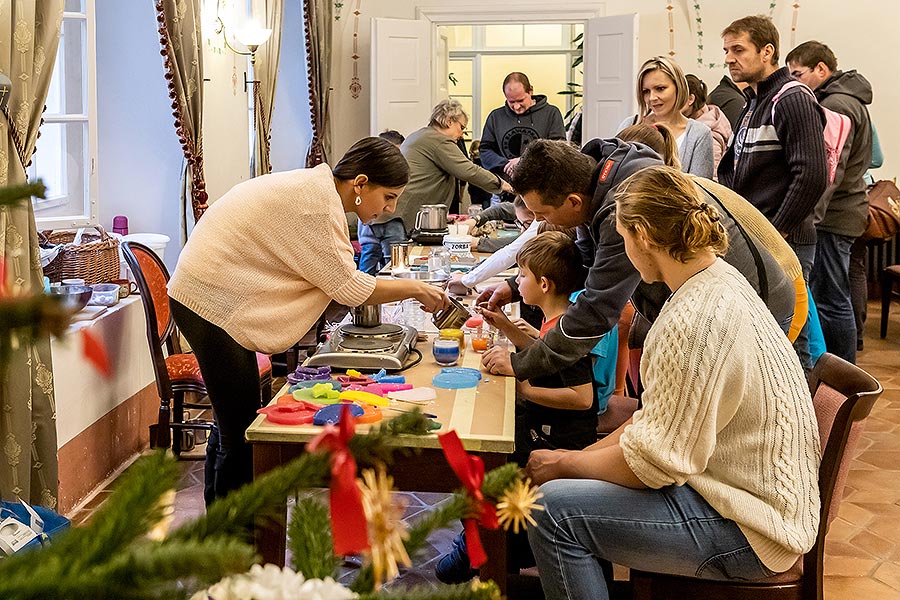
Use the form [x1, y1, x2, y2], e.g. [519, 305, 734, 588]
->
[438, 23, 583, 143]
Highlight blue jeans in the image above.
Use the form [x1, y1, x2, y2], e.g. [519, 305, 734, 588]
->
[810, 231, 856, 363]
[789, 241, 816, 372]
[527, 480, 774, 600]
[357, 219, 407, 275]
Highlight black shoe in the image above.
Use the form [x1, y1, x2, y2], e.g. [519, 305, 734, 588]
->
[435, 531, 479, 584]
[857, 339, 864, 352]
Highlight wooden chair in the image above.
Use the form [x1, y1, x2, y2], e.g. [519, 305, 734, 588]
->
[122, 241, 272, 456]
[881, 264, 900, 338]
[631, 352, 883, 600]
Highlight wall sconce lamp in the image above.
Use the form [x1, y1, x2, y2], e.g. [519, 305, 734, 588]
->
[213, 16, 272, 91]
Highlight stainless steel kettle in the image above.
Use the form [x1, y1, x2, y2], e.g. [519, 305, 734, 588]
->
[414, 204, 449, 232]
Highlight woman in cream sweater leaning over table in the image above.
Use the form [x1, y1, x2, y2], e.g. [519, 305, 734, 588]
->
[168, 137, 449, 504]
[524, 165, 820, 600]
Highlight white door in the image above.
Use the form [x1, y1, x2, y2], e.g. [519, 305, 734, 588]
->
[582, 14, 639, 142]
[434, 30, 450, 103]
[371, 18, 432, 137]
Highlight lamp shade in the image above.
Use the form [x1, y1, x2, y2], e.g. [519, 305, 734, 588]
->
[235, 20, 272, 48]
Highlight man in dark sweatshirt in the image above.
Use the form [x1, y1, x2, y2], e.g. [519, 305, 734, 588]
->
[717, 15, 828, 370]
[708, 75, 747, 130]
[479, 72, 566, 191]
[477, 138, 796, 381]
[786, 41, 873, 363]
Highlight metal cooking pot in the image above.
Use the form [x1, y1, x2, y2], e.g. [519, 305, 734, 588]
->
[432, 296, 472, 330]
[352, 304, 382, 327]
[414, 204, 448, 231]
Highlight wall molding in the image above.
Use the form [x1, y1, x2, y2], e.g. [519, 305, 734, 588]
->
[416, 3, 605, 24]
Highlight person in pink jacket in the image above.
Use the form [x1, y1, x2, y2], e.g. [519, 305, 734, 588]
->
[683, 74, 733, 179]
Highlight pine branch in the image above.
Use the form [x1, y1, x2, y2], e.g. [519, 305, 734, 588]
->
[288, 496, 339, 579]
[0, 451, 178, 582]
[481, 463, 521, 499]
[348, 410, 434, 467]
[0, 180, 45, 207]
[167, 450, 330, 545]
[404, 495, 468, 557]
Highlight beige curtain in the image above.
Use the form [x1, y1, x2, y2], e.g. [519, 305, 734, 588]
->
[251, 0, 283, 177]
[0, 0, 64, 509]
[155, 0, 208, 224]
[304, 0, 332, 167]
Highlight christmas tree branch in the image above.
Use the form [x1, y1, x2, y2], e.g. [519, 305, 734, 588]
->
[0, 181, 45, 207]
[358, 581, 501, 600]
[288, 496, 339, 579]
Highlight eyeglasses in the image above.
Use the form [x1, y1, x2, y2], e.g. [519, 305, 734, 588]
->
[515, 218, 534, 230]
[790, 68, 810, 80]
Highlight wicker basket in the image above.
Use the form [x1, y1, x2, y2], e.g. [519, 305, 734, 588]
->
[41, 225, 121, 285]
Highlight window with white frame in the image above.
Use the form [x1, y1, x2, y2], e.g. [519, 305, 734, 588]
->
[30, 0, 98, 229]
[441, 23, 583, 143]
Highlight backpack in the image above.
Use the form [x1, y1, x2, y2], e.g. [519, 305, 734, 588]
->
[860, 179, 900, 241]
[771, 81, 851, 186]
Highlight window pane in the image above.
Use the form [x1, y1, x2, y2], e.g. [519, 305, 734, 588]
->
[65, 0, 85, 13]
[524, 24, 563, 47]
[449, 60, 472, 96]
[451, 96, 473, 123]
[480, 54, 570, 128]
[484, 25, 522, 48]
[31, 121, 89, 221]
[47, 18, 86, 116]
[443, 25, 472, 50]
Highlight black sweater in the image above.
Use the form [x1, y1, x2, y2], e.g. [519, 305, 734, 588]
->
[718, 67, 828, 245]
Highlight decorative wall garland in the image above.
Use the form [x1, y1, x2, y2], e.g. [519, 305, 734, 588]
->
[666, 2, 801, 70]
[349, 0, 362, 99]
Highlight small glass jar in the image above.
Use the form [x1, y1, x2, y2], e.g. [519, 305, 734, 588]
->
[439, 328, 465, 352]
[432, 338, 460, 366]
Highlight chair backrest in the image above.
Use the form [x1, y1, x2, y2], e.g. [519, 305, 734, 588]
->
[803, 352, 882, 596]
[121, 241, 178, 398]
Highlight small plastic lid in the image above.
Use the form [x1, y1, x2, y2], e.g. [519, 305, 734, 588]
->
[442, 235, 472, 244]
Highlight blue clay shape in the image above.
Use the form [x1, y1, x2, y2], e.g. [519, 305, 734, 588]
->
[432, 371, 480, 389]
[313, 403, 364, 425]
[289, 380, 341, 392]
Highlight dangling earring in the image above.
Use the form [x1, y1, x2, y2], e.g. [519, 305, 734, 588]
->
[355, 196, 362, 206]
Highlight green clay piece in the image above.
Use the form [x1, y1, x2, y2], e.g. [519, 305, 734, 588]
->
[293, 388, 341, 404]
[312, 383, 334, 398]
[427, 420, 442, 430]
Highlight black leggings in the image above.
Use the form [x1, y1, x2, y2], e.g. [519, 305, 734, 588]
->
[169, 298, 261, 505]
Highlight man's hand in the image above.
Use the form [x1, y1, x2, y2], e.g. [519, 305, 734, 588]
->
[503, 157, 521, 177]
[525, 449, 573, 486]
[448, 273, 470, 295]
[500, 179, 514, 194]
[474, 281, 512, 311]
[481, 345, 514, 376]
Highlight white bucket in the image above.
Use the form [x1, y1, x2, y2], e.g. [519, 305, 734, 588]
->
[123, 233, 170, 261]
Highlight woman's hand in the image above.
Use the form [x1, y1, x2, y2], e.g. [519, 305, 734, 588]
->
[500, 179, 514, 194]
[414, 281, 450, 313]
[481, 345, 514, 376]
[525, 449, 572, 486]
[447, 273, 470, 296]
[474, 281, 512, 312]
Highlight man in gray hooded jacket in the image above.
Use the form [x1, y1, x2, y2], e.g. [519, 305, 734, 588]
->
[478, 138, 797, 381]
[786, 40, 873, 363]
[479, 72, 566, 186]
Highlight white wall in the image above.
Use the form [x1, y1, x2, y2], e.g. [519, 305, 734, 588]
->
[95, 0, 183, 271]
[330, 0, 896, 178]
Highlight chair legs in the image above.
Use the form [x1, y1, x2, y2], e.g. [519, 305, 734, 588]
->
[260, 374, 272, 408]
[155, 400, 172, 449]
[882, 268, 898, 339]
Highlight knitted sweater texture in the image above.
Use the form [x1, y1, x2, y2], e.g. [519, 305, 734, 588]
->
[168, 164, 376, 354]
[619, 259, 820, 572]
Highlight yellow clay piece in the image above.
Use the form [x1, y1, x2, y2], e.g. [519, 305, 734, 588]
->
[339, 389, 389, 407]
[346, 369, 363, 378]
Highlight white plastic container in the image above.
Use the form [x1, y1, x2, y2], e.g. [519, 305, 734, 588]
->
[123, 233, 170, 261]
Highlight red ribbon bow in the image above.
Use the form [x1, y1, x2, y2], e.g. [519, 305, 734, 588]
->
[438, 430, 498, 568]
[308, 404, 369, 556]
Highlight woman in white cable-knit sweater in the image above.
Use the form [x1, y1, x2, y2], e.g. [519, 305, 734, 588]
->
[525, 165, 820, 600]
[168, 137, 449, 503]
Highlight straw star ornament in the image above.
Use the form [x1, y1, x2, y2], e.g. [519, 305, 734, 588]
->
[357, 465, 411, 587]
[496, 478, 544, 534]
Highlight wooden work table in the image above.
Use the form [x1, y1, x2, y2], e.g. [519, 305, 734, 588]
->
[246, 296, 517, 591]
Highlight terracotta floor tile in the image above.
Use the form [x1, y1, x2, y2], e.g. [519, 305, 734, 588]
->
[825, 539, 871, 558]
[874, 562, 900, 592]
[835, 501, 875, 528]
[824, 575, 900, 599]
[850, 529, 897, 560]
[845, 468, 900, 489]
[853, 501, 900, 519]
[826, 517, 862, 542]
[844, 489, 900, 504]
[823, 555, 879, 577]
[865, 515, 900, 540]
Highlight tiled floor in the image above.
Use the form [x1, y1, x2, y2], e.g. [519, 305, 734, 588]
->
[68, 300, 900, 597]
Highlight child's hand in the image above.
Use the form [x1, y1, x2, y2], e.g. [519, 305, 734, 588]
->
[510, 317, 539, 339]
[475, 303, 512, 329]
